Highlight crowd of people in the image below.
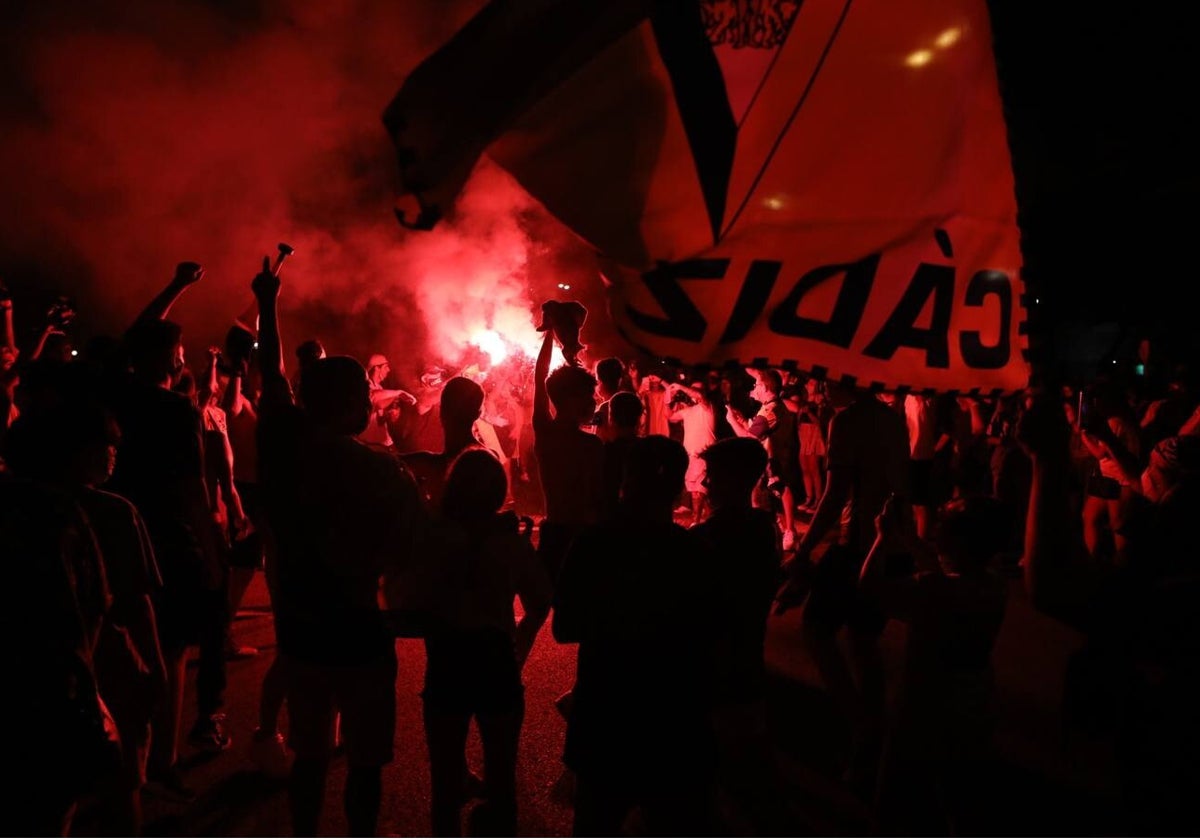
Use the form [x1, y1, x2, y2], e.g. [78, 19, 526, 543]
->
[2, 261, 1198, 837]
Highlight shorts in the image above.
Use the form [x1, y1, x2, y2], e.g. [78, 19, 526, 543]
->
[767, 455, 801, 496]
[286, 651, 398, 766]
[800, 543, 887, 637]
[684, 456, 707, 494]
[798, 422, 826, 457]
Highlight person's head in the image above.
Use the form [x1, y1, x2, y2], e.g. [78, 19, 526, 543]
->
[3, 397, 120, 487]
[124, 318, 184, 385]
[608, 391, 643, 436]
[546, 364, 597, 425]
[440, 376, 485, 440]
[699, 437, 768, 509]
[365, 354, 390, 387]
[595, 357, 625, 396]
[932, 495, 1008, 573]
[441, 446, 507, 523]
[749, 368, 782, 403]
[298, 355, 371, 435]
[296, 339, 327, 371]
[620, 434, 688, 516]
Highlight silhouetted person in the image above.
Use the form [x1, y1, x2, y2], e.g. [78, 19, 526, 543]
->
[599, 391, 643, 520]
[109, 262, 227, 801]
[251, 258, 419, 837]
[860, 495, 1009, 834]
[691, 437, 793, 833]
[531, 327, 604, 584]
[775, 379, 910, 795]
[402, 376, 486, 511]
[418, 448, 552, 836]
[554, 435, 718, 836]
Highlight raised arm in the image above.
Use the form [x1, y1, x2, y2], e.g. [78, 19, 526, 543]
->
[533, 330, 554, 434]
[251, 257, 292, 409]
[132, 262, 204, 328]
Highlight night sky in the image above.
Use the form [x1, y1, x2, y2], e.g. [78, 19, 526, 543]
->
[1, 0, 1196, 379]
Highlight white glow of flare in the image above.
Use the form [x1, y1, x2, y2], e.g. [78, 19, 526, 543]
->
[470, 329, 508, 365]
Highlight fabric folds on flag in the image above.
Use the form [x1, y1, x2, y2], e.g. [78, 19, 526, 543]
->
[385, 0, 1028, 393]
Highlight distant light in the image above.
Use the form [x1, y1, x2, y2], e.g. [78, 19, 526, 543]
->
[764, 195, 786, 210]
[70, 350, 78, 357]
[253, 342, 259, 349]
[905, 49, 934, 67]
[935, 27, 962, 48]
[1135, 363, 1146, 376]
[1034, 298, 1039, 305]
[556, 282, 572, 291]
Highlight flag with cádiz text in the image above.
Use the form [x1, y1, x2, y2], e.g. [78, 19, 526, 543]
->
[384, 0, 1027, 394]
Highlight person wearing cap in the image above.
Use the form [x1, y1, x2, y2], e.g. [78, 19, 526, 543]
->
[359, 354, 416, 450]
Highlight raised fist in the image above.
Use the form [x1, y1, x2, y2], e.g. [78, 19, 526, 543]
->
[251, 256, 280, 300]
[173, 262, 205, 287]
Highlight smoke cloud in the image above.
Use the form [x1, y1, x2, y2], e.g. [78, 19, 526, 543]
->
[0, 0, 609, 384]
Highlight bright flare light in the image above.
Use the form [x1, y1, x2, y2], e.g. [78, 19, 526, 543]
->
[470, 329, 508, 365]
[905, 49, 934, 67]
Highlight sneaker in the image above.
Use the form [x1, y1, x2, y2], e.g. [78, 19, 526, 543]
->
[188, 713, 233, 753]
[781, 529, 796, 551]
[249, 728, 292, 780]
[144, 765, 197, 803]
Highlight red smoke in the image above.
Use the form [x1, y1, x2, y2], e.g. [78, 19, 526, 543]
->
[0, 0, 606, 383]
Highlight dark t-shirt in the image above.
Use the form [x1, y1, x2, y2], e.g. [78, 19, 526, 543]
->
[107, 379, 213, 588]
[552, 517, 719, 778]
[259, 400, 419, 665]
[691, 506, 781, 702]
[600, 436, 636, 521]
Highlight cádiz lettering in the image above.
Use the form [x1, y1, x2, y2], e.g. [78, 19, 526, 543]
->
[625, 244, 1013, 370]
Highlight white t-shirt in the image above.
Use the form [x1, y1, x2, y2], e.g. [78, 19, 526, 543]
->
[905, 394, 938, 461]
[677, 402, 716, 457]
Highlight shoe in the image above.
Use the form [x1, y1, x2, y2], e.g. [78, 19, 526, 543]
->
[144, 765, 197, 803]
[225, 642, 259, 660]
[250, 728, 292, 780]
[188, 713, 233, 753]
[781, 529, 796, 551]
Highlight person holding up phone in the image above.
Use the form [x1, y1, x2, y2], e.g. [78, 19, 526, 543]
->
[1079, 390, 1142, 565]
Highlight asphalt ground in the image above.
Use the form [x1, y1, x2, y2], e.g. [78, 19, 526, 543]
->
[71, 508, 1126, 837]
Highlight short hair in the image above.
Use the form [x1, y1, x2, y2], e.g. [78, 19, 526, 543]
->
[440, 376, 485, 427]
[699, 437, 768, 494]
[595, 357, 625, 391]
[441, 446, 507, 521]
[756, 368, 782, 394]
[124, 319, 183, 371]
[296, 339, 326, 368]
[609, 391, 643, 429]
[299, 355, 370, 432]
[622, 435, 688, 503]
[546, 364, 596, 410]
